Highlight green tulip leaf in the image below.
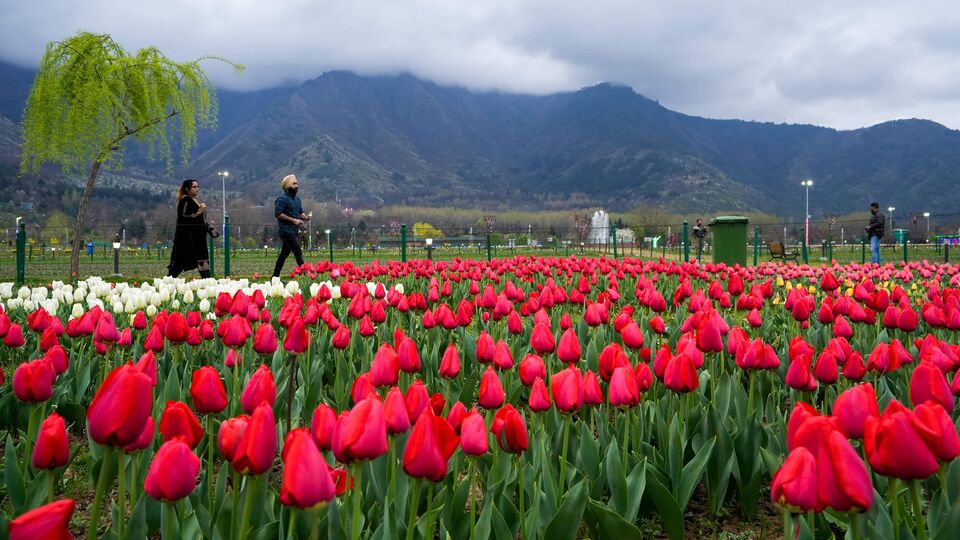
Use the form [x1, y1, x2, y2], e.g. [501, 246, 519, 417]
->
[544, 479, 587, 540]
[585, 497, 643, 540]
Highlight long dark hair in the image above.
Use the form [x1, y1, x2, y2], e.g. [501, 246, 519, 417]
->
[177, 179, 198, 199]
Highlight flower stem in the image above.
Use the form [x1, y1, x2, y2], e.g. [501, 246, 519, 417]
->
[911, 479, 927, 540]
[782, 508, 793, 540]
[406, 479, 422, 540]
[559, 413, 570, 497]
[287, 354, 297, 433]
[163, 501, 176, 540]
[117, 450, 126, 536]
[468, 458, 477, 540]
[309, 509, 320, 540]
[286, 508, 297, 540]
[23, 405, 38, 470]
[207, 415, 215, 509]
[238, 474, 259, 540]
[87, 445, 113, 540]
[850, 512, 864, 540]
[518, 457, 526, 540]
[351, 464, 363, 540]
[889, 479, 901, 540]
[47, 469, 55, 504]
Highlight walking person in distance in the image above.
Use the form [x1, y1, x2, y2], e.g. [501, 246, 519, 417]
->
[692, 218, 707, 260]
[167, 179, 219, 278]
[865, 202, 885, 264]
[273, 174, 310, 278]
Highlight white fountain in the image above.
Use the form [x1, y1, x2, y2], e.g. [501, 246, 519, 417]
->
[588, 210, 610, 245]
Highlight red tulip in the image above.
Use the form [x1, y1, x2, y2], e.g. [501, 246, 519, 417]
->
[649, 315, 666, 334]
[635, 362, 653, 392]
[735, 338, 780, 370]
[13, 358, 56, 403]
[785, 355, 817, 392]
[771, 447, 819, 512]
[842, 351, 867, 381]
[159, 400, 204, 449]
[609, 366, 640, 408]
[557, 328, 582, 363]
[87, 362, 153, 447]
[280, 428, 335, 509]
[332, 325, 351, 349]
[439, 344, 461, 379]
[123, 416, 155, 454]
[370, 344, 400, 387]
[384, 387, 412, 434]
[9, 499, 75, 540]
[43, 345, 68, 375]
[663, 352, 699, 393]
[486, 340, 511, 371]
[914, 402, 960, 462]
[910, 361, 954, 412]
[446, 401, 468, 434]
[864, 400, 940, 479]
[746, 309, 762, 328]
[190, 366, 228, 415]
[812, 350, 839, 385]
[402, 410, 459, 482]
[551, 366, 583, 413]
[530, 322, 556, 355]
[817, 429, 873, 512]
[164, 312, 189, 343]
[311, 403, 338, 450]
[333, 395, 389, 463]
[394, 338, 420, 373]
[283, 317, 310, 354]
[32, 412, 69, 470]
[351, 373, 376, 403]
[232, 402, 277, 475]
[581, 370, 605, 405]
[143, 325, 165, 352]
[241, 365, 277, 414]
[3, 323, 25, 347]
[491, 404, 528, 454]
[528, 377, 552, 412]
[478, 366, 505, 409]
[459, 411, 489, 456]
[253, 323, 278, 355]
[218, 415, 250, 462]
[832, 383, 879, 440]
[519, 354, 546, 386]
[620, 321, 645, 350]
[144, 437, 200, 501]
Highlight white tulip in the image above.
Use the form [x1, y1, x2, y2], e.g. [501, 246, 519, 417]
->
[199, 298, 210, 313]
[331, 285, 342, 300]
[113, 301, 123, 313]
[146, 305, 157, 317]
[393, 283, 404, 294]
[18, 287, 30, 300]
[366, 282, 376, 296]
[183, 289, 195, 303]
[72, 303, 85, 318]
[309, 283, 320, 298]
[7, 298, 20, 310]
[171, 299, 180, 310]
[22, 300, 34, 312]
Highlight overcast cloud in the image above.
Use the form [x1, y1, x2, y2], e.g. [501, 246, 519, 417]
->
[2, 0, 960, 129]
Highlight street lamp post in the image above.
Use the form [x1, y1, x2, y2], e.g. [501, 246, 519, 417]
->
[888, 206, 896, 245]
[218, 171, 229, 246]
[801, 179, 813, 248]
[308, 212, 313, 250]
[325, 229, 332, 263]
[924, 212, 931, 241]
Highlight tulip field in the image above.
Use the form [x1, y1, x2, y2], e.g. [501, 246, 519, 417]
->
[3, 256, 960, 539]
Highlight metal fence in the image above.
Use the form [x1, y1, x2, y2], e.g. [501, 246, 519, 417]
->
[2, 215, 957, 283]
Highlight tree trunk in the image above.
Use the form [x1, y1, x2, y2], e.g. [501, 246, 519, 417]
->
[69, 159, 104, 282]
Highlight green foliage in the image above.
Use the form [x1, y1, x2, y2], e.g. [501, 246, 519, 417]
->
[412, 221, 444, 239]
[20, 31, 242, 174]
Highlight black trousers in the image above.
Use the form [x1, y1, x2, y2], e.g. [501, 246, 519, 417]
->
[168, 259, 211, 279]
[273, 232, 305, 277]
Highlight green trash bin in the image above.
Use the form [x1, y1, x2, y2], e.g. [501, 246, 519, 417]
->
[893, 229, 908, 245]
[708, 216, 749, 266]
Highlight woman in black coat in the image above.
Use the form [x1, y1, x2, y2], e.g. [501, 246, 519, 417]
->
[167, 179, 219, 278]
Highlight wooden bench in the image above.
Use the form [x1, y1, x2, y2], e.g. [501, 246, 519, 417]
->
[768, 242, 800, 261]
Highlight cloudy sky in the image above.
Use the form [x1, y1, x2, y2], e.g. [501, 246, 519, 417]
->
[3, 0, 960, 130]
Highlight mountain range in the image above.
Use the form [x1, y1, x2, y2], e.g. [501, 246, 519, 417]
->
[2, 60, 959, 219]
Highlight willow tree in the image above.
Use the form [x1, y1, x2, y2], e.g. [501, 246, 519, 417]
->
[20, 31, 243, 280]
